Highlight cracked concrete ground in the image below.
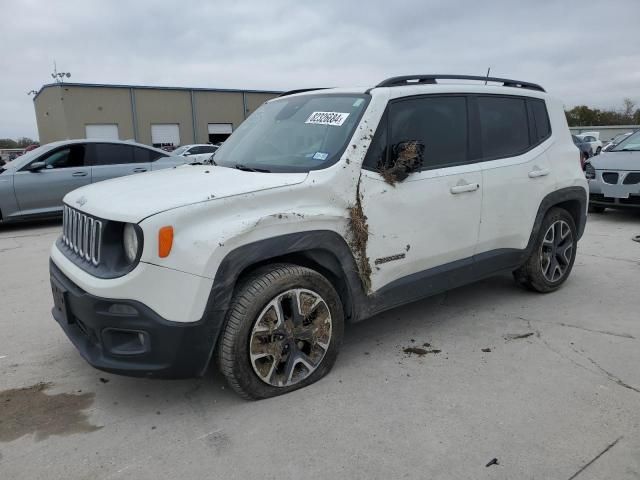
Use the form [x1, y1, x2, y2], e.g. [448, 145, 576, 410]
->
[0, 212, 639, 479]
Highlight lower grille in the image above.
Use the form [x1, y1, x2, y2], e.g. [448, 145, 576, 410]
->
[602, 172, 619, 184]
[619, 196, 640, 206]
[590, 194, 615, 203]
[62, 206, 102, 266]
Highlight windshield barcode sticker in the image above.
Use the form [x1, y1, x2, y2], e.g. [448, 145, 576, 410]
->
[305, 111, 350, 126]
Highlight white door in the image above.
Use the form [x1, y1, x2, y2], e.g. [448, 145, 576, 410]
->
[85, 124, 119, 140]
[151, 124, 180, 148]
[207, 123, 233, 135]
[360, 95, 482, 292]
[476, 96, 554, 253]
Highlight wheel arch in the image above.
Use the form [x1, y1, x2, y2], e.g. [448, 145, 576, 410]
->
[525, 186, 588, 255]
[198, 230, 367, 374]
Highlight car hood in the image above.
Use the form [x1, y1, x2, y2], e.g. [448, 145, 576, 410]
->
[590, 151, 640, 171]
[64, 165, 308, 223]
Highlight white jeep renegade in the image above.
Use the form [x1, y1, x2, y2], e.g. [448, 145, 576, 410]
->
[50, 74, 588, 399]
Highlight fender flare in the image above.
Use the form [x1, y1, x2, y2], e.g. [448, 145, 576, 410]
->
[524, 186, 588, 255]
[197, 230, 367, 373]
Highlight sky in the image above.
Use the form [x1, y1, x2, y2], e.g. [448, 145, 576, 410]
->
[1, 0, 639, 140]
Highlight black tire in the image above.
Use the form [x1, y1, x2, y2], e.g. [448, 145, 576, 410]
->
[596, 147, 602, 155]
[513, 207, 577, 293]
[589, 204, 605, 214]
[217, 263, 344, 400]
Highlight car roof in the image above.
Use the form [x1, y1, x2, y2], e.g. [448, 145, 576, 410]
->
[42, 139, 170, 154]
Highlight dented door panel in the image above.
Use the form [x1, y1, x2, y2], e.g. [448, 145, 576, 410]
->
[360, 164, 482, 293]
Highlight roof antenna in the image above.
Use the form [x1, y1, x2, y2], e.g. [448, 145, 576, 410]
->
[484, 67, 491, 85]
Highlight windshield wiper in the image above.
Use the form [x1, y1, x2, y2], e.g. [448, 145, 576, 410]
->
[234, 164, 271, 173]
[620, 148, 640, 152]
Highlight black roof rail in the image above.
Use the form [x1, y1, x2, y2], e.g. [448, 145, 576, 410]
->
[375, 75, 545, 92]
[278, 87, 330, 97]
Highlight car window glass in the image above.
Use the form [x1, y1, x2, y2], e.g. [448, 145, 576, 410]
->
[363, 112, 388, 170]
[529, 99, 551, 141]
[93, 143, 135, 165]
[388, 96, 467, 170]
[478, 96, 529, 159]
[41, 145, 86, 169]
[134, 147, 166, 163]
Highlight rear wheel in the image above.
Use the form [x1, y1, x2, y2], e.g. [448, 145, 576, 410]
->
[217, 264, 344, 400]
[514, 208, 577, 293]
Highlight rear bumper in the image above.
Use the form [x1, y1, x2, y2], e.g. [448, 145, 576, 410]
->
[50, 261, 217, 378]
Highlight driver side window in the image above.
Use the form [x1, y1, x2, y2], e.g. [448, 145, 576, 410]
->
[40, 145, 86, 169]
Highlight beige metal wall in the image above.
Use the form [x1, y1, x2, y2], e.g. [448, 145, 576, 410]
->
[245, 92, 278, 116]
[193, 91, 245, 144]
[61, 86, 134, 140]
[33, 85, 281, 146]
[33, 85, 69, 144]
[133, 89, 194, 146]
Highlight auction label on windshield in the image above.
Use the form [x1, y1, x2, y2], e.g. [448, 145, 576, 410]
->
[305, 111, 350, 126]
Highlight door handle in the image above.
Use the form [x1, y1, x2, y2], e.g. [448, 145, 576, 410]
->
[450, 183, 479, 194]
[72, 171, 88, 177]
[133, 168, 147, 173]
[528, 168, 550, 178]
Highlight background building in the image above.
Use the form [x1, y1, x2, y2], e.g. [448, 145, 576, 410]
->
[33, 83, 281, 147]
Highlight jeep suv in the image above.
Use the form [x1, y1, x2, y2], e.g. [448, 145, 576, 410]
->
[49, 75, 588, 399]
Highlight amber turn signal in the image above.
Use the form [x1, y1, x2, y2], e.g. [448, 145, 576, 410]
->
[158, 226, 174, 258]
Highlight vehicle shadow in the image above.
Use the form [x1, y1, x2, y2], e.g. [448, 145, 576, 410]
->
[0, 218, 61, 234]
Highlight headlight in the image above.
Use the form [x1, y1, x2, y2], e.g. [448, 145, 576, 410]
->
[585, 163, 596, 180]
[123, 223, 141, 263]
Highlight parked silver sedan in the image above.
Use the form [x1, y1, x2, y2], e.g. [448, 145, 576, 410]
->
[0, 139, 187, 224]
[586, 131, 640, 212]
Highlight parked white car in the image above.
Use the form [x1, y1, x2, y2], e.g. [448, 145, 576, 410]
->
[576, 132, 603, 155]
[49, 74, 587, 399]
[172, 144, 219, 163]
[602, 132, 633, 152]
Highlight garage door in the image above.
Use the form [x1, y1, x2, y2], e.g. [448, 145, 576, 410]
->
[151, 124, 180, 148]
[85, 124, 119, 140]
[207, 123, 233, 135]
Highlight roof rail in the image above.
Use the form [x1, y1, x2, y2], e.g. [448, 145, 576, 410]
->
[375, 75, 545, 92]
[278, 88, 330, 97]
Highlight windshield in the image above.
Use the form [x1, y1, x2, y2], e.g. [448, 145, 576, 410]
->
[612, 131, 640, 151]
[213, 93, 369, 173]
[3, 144, 52, 169]
[173, 146, 189, 156]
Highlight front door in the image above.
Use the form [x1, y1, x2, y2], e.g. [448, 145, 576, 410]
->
[359, 95, 483, 293]
[13, 144, 91, 217]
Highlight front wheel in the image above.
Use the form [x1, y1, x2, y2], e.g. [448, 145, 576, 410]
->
[217, 264, 344, 399]
[596, 147, 602, 155]
[513, 208, 577, 293]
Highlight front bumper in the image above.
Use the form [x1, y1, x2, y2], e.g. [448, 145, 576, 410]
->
[50, 261, 217, 378]
[590, 193, 640, 209]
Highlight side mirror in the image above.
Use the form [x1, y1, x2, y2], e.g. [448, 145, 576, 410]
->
[28, 161, 46, 171]
[378, 140, 425, 184]
[183, 151, 191, 156]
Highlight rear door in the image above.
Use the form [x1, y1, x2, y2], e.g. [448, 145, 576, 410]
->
[476, 95, 554, 255]
[13, 144, 91, 216]
[89, 143, 151, 184]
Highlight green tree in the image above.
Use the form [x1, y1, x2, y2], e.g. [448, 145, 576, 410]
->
[15, 137, 38, 148]
[0, 138, 18, 149]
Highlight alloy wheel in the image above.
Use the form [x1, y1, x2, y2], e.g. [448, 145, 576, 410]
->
[249, 288, 332, 387]
[540, 220, 574, 282]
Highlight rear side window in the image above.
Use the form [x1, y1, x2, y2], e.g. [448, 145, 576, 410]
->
[529, 99, 551, 142]
[134, 147, 167, 163]
[477, 97, 529, 159]
[388, 96, 468, 170]
[93, 143, 134, 166]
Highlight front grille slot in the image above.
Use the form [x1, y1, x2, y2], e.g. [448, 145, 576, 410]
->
[623, 172, 640, 185]
[602, 172, 619, 184]
[62, 205, 102, 266]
